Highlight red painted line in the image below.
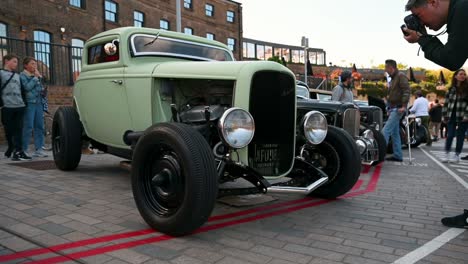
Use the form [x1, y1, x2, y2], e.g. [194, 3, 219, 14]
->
[350, 179, 364, 191]
[26, 167, 382, 264]
[361, 165, 371, 174]
[0, 229, 155, 262]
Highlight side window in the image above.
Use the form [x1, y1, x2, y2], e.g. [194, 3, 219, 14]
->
[88, 41, 119, 65]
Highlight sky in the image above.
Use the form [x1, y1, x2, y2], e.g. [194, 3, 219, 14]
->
[235, 0, 465, 70]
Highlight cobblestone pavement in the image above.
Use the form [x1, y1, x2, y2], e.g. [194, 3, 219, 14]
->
[0, 140, 467, 264]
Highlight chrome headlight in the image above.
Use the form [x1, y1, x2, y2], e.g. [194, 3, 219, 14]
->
[415, 117, 422, 126]
[218, 108, 255, 149]
[302, 111, 328, 145]
[362, 129, 374, 140]
[356, 139, 367, 154]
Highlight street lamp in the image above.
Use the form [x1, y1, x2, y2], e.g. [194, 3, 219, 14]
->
[176, 0, 182, 32]
[301, 36, 309, 83]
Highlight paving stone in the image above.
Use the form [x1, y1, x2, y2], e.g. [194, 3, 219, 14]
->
[343, 255, 386, 264]
[183, 247, 223, 263]
[65, 213, 102, 225]
[219, 247, 272, 264]
[37, 222, 74, 236]
[133, 244, 180, 261]
[311, 241, 362, 256]
[8, 223, 45, 237]
[22, 208, 53, 218]
[342, 240, 395, 254]
[62, 221, 102, 235]
[107, 249, 152, 264]
[0, 236, 37, 251]
[281, 243, 343, 262]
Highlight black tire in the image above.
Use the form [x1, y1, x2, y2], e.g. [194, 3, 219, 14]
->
[410, 126, 428, 148]
[52, 107, 82, 171]
[304, 126, 361, 199]
[372, 128, 386, 164]
[131, 123, 218, 236]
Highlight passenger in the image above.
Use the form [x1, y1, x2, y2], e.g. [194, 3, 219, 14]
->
[331, 71, 354, 103]
[20, 57, 48, 158]
[440, 69, 468, 164]
[381, 60, 410, 162]
[410, 90, 431, 146]
[0, 54, 31, 161]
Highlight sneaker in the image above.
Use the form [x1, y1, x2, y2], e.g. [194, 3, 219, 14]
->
[449, 153, 460, 163]
[12, 152, 32, 161]
[32, 150, 48, 158]
[4, 148, 12, 158]
[441, 152, 450, 163]
[441, 210, 468, 228]
[461, 155, 468, 161]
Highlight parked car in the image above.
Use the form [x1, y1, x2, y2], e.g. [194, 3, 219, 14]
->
[52, 27, 360, 236]
[303, 83, 386, 165]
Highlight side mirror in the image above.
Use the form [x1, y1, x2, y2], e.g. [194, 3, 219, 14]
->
[104, 39, 119, 56]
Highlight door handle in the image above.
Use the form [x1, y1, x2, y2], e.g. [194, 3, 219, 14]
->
[111, 80, 123, 85]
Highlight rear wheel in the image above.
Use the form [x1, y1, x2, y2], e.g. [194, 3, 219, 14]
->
[132, 123, 218, 236]
[52, 107, 82, 171]
[302, 126, 361, 198]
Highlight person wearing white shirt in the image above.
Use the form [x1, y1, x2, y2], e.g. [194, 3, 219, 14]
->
[410, 90, 431, 146]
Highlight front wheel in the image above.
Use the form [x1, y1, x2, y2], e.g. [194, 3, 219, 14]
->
[52, 107, 82, 171]
[301, 126, 361, 198]
[131, 123, 218, 236]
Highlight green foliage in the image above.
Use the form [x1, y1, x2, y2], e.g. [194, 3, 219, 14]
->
[267, 56, 282, 64]
[358, 81, 386, 98]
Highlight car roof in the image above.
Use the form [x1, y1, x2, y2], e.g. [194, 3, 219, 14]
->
[88, 27, 231, 51]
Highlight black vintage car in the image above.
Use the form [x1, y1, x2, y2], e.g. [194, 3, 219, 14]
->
[298, 82, 386, 165]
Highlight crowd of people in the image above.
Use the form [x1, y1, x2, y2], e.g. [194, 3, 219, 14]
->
[0, 54, 47, 161]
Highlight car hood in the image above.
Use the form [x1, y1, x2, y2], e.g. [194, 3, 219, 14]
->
[151, 61, 293, 80]
[297, 98, 357, 112]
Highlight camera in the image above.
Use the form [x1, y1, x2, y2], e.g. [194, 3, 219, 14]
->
[401, 14, 425, 35]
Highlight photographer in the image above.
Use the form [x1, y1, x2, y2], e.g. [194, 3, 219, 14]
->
[403, 0, 468, 71]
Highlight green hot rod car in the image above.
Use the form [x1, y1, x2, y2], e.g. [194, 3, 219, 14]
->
[52, 27, 360, 236]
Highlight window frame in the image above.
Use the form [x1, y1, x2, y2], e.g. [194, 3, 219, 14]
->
[227, 37, 236, 52]
[206, 33, 215, 41]
[160, 19, 170, 30]
[104, 0, 118, 23]
[226, 10, 235, 23]
[184, 0, 192, 9]
[69, 0, 85, 9]
[0, 22, 7, 37]
[184, 27, 194, 35]
[133, 10, 145, 27]
[205, 4, 214, 17]
[87, 41, 120, 65]
[71, 38, 84, 75]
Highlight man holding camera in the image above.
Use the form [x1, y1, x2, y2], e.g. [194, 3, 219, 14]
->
[403, 0, 468, 229]
[402, 0, 468, 71]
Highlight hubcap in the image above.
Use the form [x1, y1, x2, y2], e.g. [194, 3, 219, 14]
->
[301, 143, 340, 182]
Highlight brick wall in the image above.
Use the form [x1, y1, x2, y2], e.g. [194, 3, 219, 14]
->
[0, 0, 242, 59]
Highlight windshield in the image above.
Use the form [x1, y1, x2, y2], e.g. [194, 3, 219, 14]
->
[296, 85, 310, 99]
[131, 34, 233, 61]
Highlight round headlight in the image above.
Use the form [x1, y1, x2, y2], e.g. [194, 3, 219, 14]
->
[302, 111, 328, 145]
[218, 108, 255, 149]
[356, 139, 367, 155]
[415, 117, 422, 126]
[362, 129, 374, 140]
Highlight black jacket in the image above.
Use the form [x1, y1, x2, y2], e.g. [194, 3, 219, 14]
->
[418, 0, 468, 71]
[429, 104, 443, 122]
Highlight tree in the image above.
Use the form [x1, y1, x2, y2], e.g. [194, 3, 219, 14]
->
[267, 56, 282, 64]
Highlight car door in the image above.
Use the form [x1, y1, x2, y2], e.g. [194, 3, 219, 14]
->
[77, 38, 132, 148]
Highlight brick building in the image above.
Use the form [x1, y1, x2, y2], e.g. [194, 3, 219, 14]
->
[0, 0, 242, 144]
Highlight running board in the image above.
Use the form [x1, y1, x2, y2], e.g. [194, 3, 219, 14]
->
[267, 177, 329, 195]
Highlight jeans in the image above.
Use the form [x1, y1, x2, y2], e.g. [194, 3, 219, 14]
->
[419, 116, 432, 145]
[22, 101, 45, 152]
[1, 107, 25, 153]
[445, 120, 467, 155]
[382, 110, 403, 160]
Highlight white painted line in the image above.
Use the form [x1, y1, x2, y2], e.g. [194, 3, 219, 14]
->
[450, 164, 468, 169]
[392, 228, 466, 264]
[456, 169, 468, 174]
[393, 149, 468, 264]
[422, 148, 468, 189]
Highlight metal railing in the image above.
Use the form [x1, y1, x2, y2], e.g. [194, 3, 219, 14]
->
[0, 36, 83, 86]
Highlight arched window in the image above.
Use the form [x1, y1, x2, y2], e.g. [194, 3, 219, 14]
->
[0, 22, 8, 67]
[0, 22, 7, 37]
[34, 30, 51, 67]
[71, 38, 84, 79]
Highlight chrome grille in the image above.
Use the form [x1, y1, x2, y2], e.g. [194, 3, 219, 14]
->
[373, 110, 383, 131]
[343, 109, 360, 138]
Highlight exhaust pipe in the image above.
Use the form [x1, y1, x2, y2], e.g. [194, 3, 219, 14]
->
[267, 177, 328, 195]
[123, 130, 144, 146]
